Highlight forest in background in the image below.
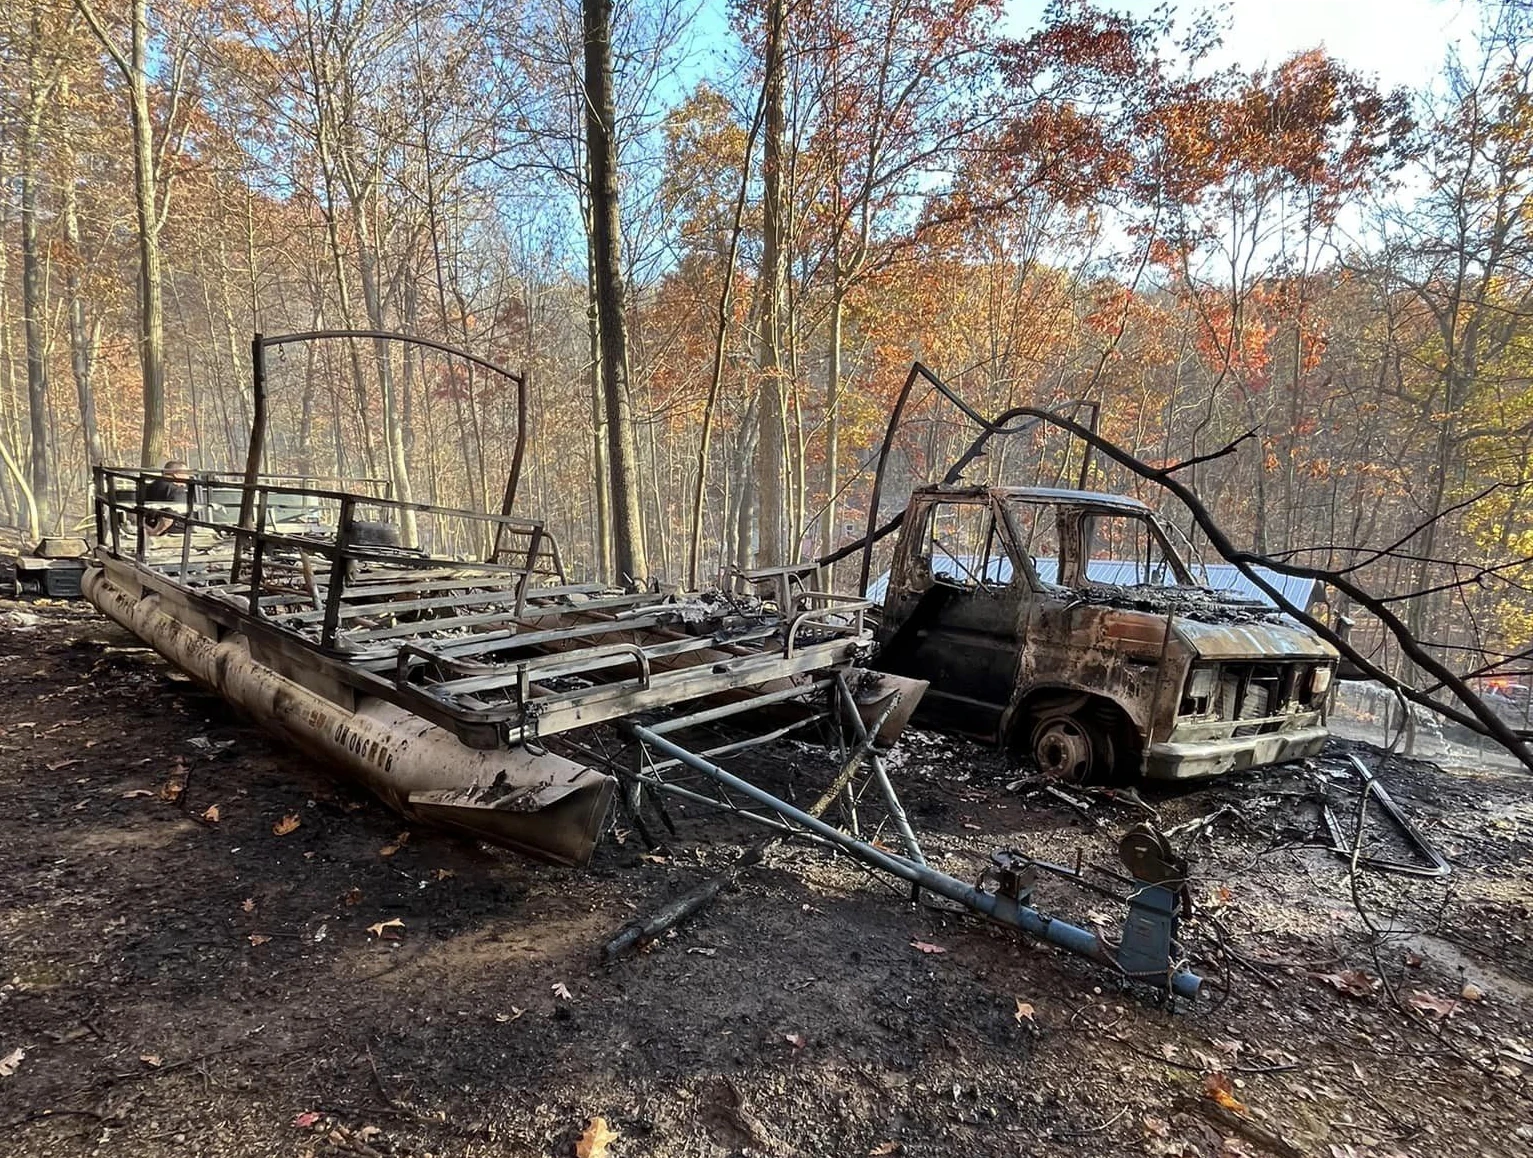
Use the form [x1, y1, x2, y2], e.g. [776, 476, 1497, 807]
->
[3, 0, 1533, 688]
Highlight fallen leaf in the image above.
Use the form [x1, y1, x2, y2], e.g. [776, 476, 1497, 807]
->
[201, 804, 221, 824]
[1014, 1000, 1035, 1023]
[494, 1008, 525, 1023]
[910, 940, 947, 954]
[367, 918, 405, 939]
[1310, 969, 1381, 999]
[552, 981, 574, 1001]
[639, 853, 669, 864]
[785, 1032, 807, 1049]
[242, 898, 256, 913]
[291, 1110, 321, 1129]
[139, 1053, 162, 1068]
[248, 934, 271, 946]
[868, 1143, 902, 1156]
[1461, 982, 1484, 1002]
[434, 868, 455, 881]
[1142, 1116, 1171, 1138]
[1403, 951, 1424, 968]
[273, 813, 301, 836]
[343, 887, 363, 906]
[575, 1116, 618, 1158]
[47, 759, 81, 772]
[378, 843, 400, 857]
[1405, 990, 1461, 1020]
[121, 789, 154, 798]
[1203, 1072, 1247, 1114]
[0, 1048, 24, 1077]
[687, 947, 717, 957]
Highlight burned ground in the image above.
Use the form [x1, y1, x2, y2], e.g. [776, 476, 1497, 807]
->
[1, 597, 1531, 1158]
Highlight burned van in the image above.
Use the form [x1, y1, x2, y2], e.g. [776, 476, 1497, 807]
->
[872, 485, 1337, 781]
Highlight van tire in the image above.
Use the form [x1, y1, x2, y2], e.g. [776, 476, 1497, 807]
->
[1021, 694, 1134, 785]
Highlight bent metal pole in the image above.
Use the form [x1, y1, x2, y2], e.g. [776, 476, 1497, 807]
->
[628, 723, 1202, 1000]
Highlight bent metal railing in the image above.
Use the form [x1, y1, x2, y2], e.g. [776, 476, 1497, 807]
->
[92, 466, 563, 654]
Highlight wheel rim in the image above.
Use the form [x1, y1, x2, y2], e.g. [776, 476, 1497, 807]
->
[1030, 714, 1098, 782]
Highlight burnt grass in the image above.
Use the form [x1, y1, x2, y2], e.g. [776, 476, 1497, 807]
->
[1, 597, 1531, 1157]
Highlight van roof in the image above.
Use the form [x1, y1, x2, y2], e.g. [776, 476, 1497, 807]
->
[913, 484, 1152, 512]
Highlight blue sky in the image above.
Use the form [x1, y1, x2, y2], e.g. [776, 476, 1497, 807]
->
[685, 0, 1476, 92]
[1163, 0, 1474, 88]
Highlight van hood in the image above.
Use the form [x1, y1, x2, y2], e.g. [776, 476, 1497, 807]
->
[1068, 582, 1336, 661]
[1173, 617, 1337, 661]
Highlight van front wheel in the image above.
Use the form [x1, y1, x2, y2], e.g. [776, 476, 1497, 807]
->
[1027, 698, 1118, 784]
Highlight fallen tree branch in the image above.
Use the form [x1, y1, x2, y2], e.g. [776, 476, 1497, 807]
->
[1177, 1095, 1309, 1158]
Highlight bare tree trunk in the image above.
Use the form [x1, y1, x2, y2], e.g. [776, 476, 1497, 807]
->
[753, 0, 788, 566]
[79, 0, 170, 467]
[816, 285, 848, 582]
[583, 0, 647, 584]
[20, 81, 53, 525]
[584, 221, 613, 582]
[60, 81, 104, 474]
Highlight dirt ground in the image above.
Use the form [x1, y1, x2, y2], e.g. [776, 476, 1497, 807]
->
[2, 594, 1532, 1158]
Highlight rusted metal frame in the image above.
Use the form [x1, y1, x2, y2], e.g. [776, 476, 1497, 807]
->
[177, 477, 198, 583]
[455, 634, 773, 707]
[514, 526, 544, 616]
[254, 329, 530, 540]
[784, 595, 869, 657]
[340, 604, 561, 644]
[645, 678, 833, 735]
[629, 772, 824, 842]
[352, 594, 672, 668]
[199, 469, 391, 494]
[510, 643, 653, 707]
[279, 583, 555, 628]
[1321, 755, 1452, 879]
[419, 615, 682, 693]
[430, 622, 784, 698]
[195, 473, 549, 539]
[134, 476, 147, 562]
[494, 363, 531, 560]
[103, 469, 121, 557]
[397, 640, 865, 742]
[246, 490, 271, 616]
[320, 497, 356, 650]
[834, 675, 923, 865]
[93, 466, 107, 546]
[386, 612, 680, 681]
[266, 575, 588, 618]
[639, 713, 830, 775]
[337, 588, 670, 644]
[233, 334, 270, 583]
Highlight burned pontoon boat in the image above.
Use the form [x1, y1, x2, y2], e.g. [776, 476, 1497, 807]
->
[84, 465, 908, 867]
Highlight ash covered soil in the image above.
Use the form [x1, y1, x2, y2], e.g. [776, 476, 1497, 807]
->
[1, 597, 1532, 1158]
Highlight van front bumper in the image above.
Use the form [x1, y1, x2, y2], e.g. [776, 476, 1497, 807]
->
[1144, 725, 1329, 780]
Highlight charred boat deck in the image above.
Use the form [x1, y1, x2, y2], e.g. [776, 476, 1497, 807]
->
[84, 468, 896, 866]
